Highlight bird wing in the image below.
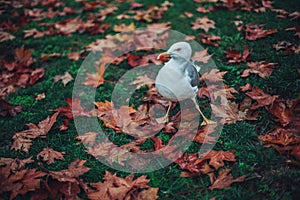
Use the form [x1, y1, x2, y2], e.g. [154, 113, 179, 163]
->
[185, 61, 199, 88]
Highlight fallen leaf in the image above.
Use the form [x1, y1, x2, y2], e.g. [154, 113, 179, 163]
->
[199, 33, 221, 46]
[259, 126, 300, 146]
[192, 48, 213, 63]
[245, 24, 277, 41]
[67, 52, 81, 61]
[11, 112, 59, 153]
[225, 45, 250, 63]
[241, 61, 278, 78]
[0, 157, 34, 172]
[191, 16, 216, 32]
[209, 168, 246, 190]
[0, 99, 22, 116]
[246, 87, 279, 109]
[83, 63, 105, 88]
[53, 71, 73, 86]
[130, 74, 155, 89]
[0, 31, 15, 42]
[35, 93, 46, 101]
[113, 23, 135, 32]
[76, 132, 98, 146]
[200, 69, 227, 83]
[37, 148, 65, 165]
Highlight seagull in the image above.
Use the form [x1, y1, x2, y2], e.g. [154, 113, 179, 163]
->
[155, 42, 215, 125]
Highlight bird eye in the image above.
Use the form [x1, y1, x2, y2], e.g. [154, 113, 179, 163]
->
[175, 48, 181, 51]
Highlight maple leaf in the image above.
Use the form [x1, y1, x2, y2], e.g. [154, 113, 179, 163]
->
[11, 112, 59, 153]
[0, 99, 22, 116]
[245, 24, 277, 41]
[0, 166, 46, 199]
[211, 100, 249, 124]
[191, 16, 216, 32]
[76, 131, 98, 146]
[194, 124, 217, 144]
[199, 33, 221, 46]
[83, 63, 105, 88]
[53, 71, 73, 87]
[67, 52, 81, 61]
[192, 48, 213, 63]
[113, 23, 135, 33]
[50, 159, 90, 183]
[54, 98, 93, 119]
[200, 69, 227, 83]
[0, 31, 15, 42]
[268, 98, 293, 127]
[259, 126, 300, 146]
[273, 41, 300, 54]
[239, 83, 252, 92]
[209, 168, 246, 190]
[0, 157, 34, 172]
[87, 171, 158, 200]
[225, 45, 250, 63]
[246, 87, 279, 109]
[37, 148, 65, 165]
[241, 61, 278, 78]
[127, 53, 149, 67]
[130, 74, 155, 89]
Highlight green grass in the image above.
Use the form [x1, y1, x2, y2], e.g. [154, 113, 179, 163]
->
[1, 0, 300, 199]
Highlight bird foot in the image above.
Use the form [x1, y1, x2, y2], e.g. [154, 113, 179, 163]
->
[201, 119, 217, 126]
[155, 115, 169, 124]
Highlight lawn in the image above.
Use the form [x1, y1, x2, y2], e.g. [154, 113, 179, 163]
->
[0, 0, 299, 199]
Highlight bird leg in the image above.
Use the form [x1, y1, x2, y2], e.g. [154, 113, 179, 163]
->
[193, 100, 216, 126]
[156, 101, 172, 124]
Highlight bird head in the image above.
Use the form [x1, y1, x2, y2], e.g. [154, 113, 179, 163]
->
[157, 42, 192, 62]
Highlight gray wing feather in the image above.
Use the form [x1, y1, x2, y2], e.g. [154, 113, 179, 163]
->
[186, 62, 199, 87]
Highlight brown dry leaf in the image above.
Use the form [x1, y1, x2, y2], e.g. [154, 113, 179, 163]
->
[239, 83, 251, 92]
[291, 145, 300, 160]
[176, 150, 236, 176]
[199, 33, 221, 46]
[113, 23, 135, 32]
[184, 12, 194, 18]
[259, 126, 300, 146]
[37, 148, 65, 165]
[0, 166, 46, 200]
[285, 26, 300, 38]
[41, 52, 61, 61]
[76, 132, 98, 146]
[246, 87, 279, 109]
[211, 100, 249, 124]
[67, 52, 81, 61]
[196, 7, 213, 13]
[130, 74, 155, 89]
[289, 11, 300, 20]
[245, 24, 277, 41]
[273, 41, 300, 54]
[192, 48, 213, 63]
[0, 99, 22, 117]
[0, 31, 15, 42]
[11, 112, 59, 153]
[191, 16, 216, 32]
[225, 45, 250, 63]
[241, 61, 278, 78]
[87, 171, 158, 200]
[268, 98, 294, 127]
[83, 63, 105, 88]
[0, 157, 34, 172]
[209, 168, 246, 190]
[53, 71, 73, 87]
[194, 124, 217, 144]
[200, 69, 227, 83]
[49, 159, 90, 183]
[35, 92, 46, 101]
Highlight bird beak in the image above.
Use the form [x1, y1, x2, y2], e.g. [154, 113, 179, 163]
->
[157, 52, 171, 60]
